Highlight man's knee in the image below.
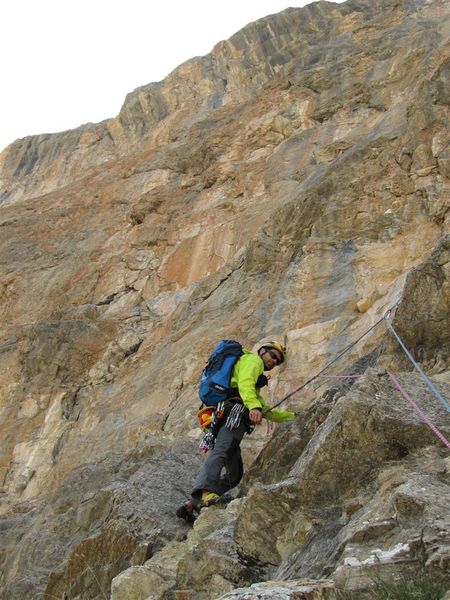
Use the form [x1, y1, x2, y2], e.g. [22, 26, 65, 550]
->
[227, 461, 243, 488]
[225, 437, 241, 460]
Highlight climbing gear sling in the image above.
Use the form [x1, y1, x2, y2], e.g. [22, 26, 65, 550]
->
[198, 401, 227, 452]
[198, 398, 253, 451]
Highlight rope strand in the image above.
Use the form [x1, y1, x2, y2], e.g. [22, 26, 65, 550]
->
[265, 303, 450, 421]
[387, 371, 450, 449]
[266, 313, 388, 412]
[384, 316, 450, 412]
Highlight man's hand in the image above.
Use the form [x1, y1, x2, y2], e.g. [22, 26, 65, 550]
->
[249, 408, 263, 425]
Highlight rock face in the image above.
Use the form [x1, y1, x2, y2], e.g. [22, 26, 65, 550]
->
[0, 0, 449, 598]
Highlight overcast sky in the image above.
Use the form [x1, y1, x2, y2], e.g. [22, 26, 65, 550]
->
[0, 0, 345, 153]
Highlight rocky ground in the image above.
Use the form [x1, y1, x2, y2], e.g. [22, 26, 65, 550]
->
[0, 0, 449, 598]
[109, 243, 450, 600]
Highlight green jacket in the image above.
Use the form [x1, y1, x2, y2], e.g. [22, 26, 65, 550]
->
[229, 350, 295, 423]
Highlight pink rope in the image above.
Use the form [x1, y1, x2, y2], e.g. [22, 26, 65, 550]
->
[316, 375, 361, 379]
[387, 371, 450, 450]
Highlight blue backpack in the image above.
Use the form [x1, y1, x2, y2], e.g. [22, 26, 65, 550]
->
[198, 340, 244, 407]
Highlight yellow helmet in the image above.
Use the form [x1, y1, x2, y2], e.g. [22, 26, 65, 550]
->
[258, 340, 287, 364]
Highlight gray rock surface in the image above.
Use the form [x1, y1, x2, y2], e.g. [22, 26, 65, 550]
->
[215, 579, 336, 599]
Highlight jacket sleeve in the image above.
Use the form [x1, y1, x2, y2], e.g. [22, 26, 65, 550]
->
[233, 354, 265, 410]
[233, 353, 296, 421]
[261, 403, 295, 423]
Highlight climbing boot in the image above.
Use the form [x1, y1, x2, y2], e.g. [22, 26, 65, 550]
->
[200, 491, 221, 508]
[176, 500, 196, 524]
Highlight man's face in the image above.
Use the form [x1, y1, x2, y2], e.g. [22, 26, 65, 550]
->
[260, 348, 283, 371]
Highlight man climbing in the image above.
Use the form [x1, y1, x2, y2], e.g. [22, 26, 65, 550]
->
[177, 340, 295, 523]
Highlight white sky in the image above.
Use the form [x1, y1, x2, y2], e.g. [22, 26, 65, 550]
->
[0, 0, 345, 153]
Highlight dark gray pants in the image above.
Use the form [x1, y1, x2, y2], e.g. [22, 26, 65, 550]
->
[191, 421, 247, 505]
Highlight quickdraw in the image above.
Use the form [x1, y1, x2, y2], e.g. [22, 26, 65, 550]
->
[225, 403, 247, 430]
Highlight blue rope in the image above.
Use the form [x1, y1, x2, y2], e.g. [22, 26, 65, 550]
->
[384, 316, 450, 412]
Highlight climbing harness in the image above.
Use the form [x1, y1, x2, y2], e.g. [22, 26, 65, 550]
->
[387, 371, 450, 449]
[198, 399, 252, 452]
[384, 314, 450, 412]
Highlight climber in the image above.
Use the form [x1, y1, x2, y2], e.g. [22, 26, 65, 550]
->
[176, 340, 295, 523]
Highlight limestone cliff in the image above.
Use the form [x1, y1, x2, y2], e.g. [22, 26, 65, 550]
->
[0, 0, 449, 598]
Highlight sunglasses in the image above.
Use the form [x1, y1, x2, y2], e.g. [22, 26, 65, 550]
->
[267, 349, 282, 365]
